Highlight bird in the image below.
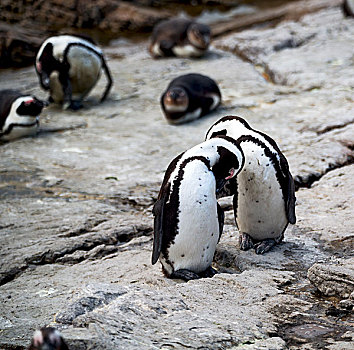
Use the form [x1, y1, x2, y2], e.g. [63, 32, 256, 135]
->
[35, 34, 113, 110]
[206, 116, 296, 254]
[0, 89, 47, 141]
[149, 18, 210, 58]
[160, 73, 221, 125]
[28, 327, 69, 350]
[152, 136, 244, 280]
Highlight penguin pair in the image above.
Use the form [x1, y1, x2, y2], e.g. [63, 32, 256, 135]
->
[35, 34, 113, 110]
[161, 73, 221, 125]
[28, 327, 69, 350]
[206, 116, 296, 254]
[152, 136, 245, 281]
[149, 18, 211, 59]
[0, 90, 47, 142]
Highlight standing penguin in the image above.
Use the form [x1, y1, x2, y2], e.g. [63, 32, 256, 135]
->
[35, 34, 113, 110]
[161, 73, 221, 125]
[28, 327, 69, 350]
[0, 89, 47, 141]
[149, 18, 210, 58]
[152, 136, 244, 280]
[206, 116, 296, 254]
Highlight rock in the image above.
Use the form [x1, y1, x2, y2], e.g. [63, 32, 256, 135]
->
[307, 258, 354, 298]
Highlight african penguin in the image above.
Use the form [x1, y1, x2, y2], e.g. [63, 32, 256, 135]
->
[28, 327, 69, 350]
[0, 89, 47, 141]
[152, 136, 244, 281]
[35, 34, 113, 110]
[161, 73, 221, 125]
[149, 18, 210, 58]
[206, 116, 296, 254]
[343, 0, 354, 16]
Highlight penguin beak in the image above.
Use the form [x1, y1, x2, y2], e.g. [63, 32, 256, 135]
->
[216, 178, 227, 193]
[225, 168, 235, 180]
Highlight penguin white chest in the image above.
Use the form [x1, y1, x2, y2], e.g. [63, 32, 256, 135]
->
[162, 161, 219, 274]
[172, 45, 204, 58]
[236, 143, 287, 240]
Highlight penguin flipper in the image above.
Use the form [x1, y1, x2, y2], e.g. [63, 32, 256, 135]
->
[217, 202, 224, 243]
[159, 40, 175, 56]
[286, 173, 296, 224]
[152, 183, 170, 265]
[100, 55, 113, 103]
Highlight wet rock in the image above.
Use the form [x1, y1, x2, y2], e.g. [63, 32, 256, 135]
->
[307, 258, 354, 298]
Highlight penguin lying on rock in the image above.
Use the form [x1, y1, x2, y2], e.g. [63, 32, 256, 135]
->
[0, 89, 47, 141]
[152, 136, 244, 281]
[28, 327, 69, 350]
[149, 18, 211, 58]
[161, 73, 221, 125]
[206, 116, 296, 254]
[35, 34, 113, 110]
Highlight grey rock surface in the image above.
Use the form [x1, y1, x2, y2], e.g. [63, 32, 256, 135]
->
[308, 258, 354, 298]
[0, 4, 354, 350]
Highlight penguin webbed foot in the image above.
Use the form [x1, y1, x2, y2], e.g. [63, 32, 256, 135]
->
[254, 239, 276, 254]
[68, 100, 83, 111]
[199, 266, 218, 278]
[170, 269, 200, 281]
[239, 232, 254, 251]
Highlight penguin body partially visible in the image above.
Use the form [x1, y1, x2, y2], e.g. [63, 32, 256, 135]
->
[35, 35, 113, 110]
[28, 327, 69, 350]
[0, 90, 46, 141]
[206, 116, 296, 254]
[343, 0, 354, 16]
[152, 136, 244, 280]
[161, 73, 221, 125]
[149, 18, 210, 58]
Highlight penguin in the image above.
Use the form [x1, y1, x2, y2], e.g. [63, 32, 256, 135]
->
[0, 89, 47, 141]
[161, 73, 221, 125]
[28, 327, 69, 350]
[205, 116, 296, 254]
[343, 0, 354, 16]
[35, 34, 113, 110]
[152, 136, 244, 280]
[149, 18, 211, 58]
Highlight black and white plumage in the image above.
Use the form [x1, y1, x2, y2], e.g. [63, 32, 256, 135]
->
[206, 116, 296, 254]
[343, 0, 354, 16]
[0, 89, 46, 141]
[28, 327, 69, 350]
[149, 18, 210, 58]
[152, 136, 244, 281]
[35, 35, 113, 110]
[161, 73, 221, 125]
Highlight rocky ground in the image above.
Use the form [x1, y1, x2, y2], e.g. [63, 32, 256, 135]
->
[0, 5, 353, 350]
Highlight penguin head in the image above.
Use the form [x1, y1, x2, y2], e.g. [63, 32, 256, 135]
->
[16, 97, 48, 117]
[29, 327, 69, 350]
[210, 136, 244, 192]
[36, 43, 56, 90]
[187, 23, 211, 49]
[163, 87, 189, 112]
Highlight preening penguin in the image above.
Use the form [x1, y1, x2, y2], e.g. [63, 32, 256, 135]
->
[149, 18, 210, 58]
[152, 136, 244, 281]
[35, 35, 113, 110]
[161, 73, 221, 125]
[0, 89, 47, 141]
[206, 116, 296, 254]
[28, 327, 69, 350]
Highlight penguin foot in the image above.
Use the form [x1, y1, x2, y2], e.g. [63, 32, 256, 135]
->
[170, 269, 200, 281]
[239, 233, 254, 251]
[254, 239, 276, 254]
[68, 100, 83, 111]
[199, 266, 218, 278]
